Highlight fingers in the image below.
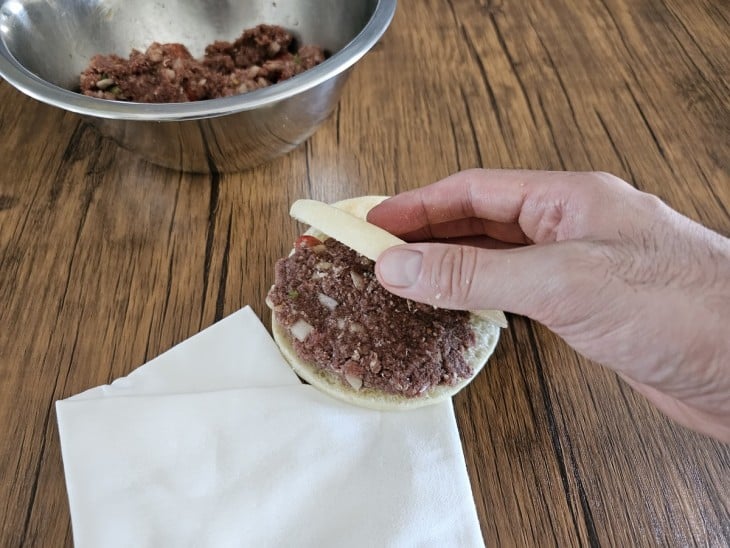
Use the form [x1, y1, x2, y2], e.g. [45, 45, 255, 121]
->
[431, 235, 521, 250]
[367, 169, 533, 237]
[374, 241, 593, 321]
[367, 169, 644, 243]
[396, 218, 530, 245]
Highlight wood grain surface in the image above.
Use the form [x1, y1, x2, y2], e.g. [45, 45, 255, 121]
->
[1, 0, 728, 545]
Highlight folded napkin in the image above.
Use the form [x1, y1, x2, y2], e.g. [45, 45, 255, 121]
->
[56, 306, 484, 547]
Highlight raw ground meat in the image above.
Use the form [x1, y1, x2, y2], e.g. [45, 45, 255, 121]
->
[79, 24, 325, 103]
[267, 237, 477, 397]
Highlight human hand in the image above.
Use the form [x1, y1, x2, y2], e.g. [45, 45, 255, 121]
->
[367, 170, 730, 442]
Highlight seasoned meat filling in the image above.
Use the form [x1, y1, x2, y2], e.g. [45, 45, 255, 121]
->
[267, 237, 476, 397]
[80, 24, 325, 103]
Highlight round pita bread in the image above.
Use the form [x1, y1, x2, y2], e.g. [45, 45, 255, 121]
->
[269, 196, 504, 410]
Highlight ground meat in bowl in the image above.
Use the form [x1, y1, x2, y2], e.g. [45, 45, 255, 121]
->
[267, 237, 477, 398]
[79, 24, 325, 103]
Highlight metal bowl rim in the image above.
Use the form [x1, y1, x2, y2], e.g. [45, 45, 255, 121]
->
[0, 0, 396, 121]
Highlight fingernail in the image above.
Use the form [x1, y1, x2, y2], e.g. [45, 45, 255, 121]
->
[379, 249, 422, 288]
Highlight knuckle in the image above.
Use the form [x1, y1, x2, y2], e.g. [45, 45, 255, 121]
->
[591, 170, 623, 186]
[638, 190, 666, 217]
[427, 245, 480, 308]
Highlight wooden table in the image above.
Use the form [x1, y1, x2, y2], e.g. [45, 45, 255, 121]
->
[1, 0, 728, 545]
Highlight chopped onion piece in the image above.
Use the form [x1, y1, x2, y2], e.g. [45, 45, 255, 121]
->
[318, 292, 338, 311]
[290, 319, 314, 341]
[345, 374, 363, 390]
[349, 322, 365, 333]
[350, 270, 365, 290]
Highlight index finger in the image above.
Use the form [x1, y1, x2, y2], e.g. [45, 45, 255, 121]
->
[367, 169, 528, 230]
[366, 169, 635, 243]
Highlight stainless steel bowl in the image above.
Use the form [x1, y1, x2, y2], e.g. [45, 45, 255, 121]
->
[0, 0, 396, 172]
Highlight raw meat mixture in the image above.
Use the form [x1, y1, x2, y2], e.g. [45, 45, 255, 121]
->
[80, 24, 325, 103]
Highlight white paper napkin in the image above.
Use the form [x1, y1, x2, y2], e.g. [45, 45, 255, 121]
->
[56, 306, 484, 548]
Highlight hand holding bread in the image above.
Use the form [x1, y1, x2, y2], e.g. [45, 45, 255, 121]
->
[367, 169, 730, 441]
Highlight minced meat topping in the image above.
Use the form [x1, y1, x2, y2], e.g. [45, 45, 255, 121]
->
[80, 24, 325, 102]
[267, 237, 476, 398]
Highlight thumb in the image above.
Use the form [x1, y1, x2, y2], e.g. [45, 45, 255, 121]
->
[374, 242, 592, 321]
